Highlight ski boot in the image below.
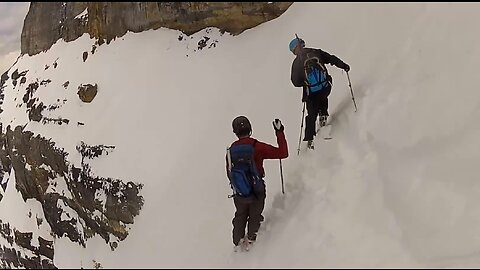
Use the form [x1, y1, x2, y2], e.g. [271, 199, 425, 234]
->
[307, 140, 314, 150]
[319, 115, 328, 127]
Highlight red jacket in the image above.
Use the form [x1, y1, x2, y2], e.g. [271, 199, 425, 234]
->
[227, 130, 288, 177]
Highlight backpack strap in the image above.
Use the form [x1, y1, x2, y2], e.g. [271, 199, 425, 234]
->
[226, 147, 235, 198]
[250, 139, 258, 175]
[226, 146, 232, 175]
[250, 139, 262, 200]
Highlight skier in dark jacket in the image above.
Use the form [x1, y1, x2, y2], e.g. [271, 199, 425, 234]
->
[290, 37, 350, 148]
[226, 116, 288, 250]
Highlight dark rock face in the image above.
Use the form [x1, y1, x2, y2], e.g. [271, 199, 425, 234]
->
[0, 72, 9, 113]
[0, 121, 144, 266]
[1, 125, 144, 243]
[0, 219, 56, 269]
[77, 83, 98, 103]
[21, 2, 293, 56]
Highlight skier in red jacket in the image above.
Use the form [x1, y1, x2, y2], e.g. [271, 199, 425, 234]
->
[226, 116, 288, 250]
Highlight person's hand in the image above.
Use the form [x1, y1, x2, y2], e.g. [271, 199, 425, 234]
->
[343, 63, 350, 72]
[302, 95, 308, 103]
[273, 119, 284, 132]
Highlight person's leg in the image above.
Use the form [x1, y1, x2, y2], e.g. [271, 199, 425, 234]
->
[304, 96, 321, 141]
[319, 87, 332, 117]
[232, 197, 250, 245]
[247, 193, 266, 241]
[318, 88, 331, 126]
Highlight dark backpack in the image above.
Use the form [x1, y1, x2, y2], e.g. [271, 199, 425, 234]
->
[227, 141, 265, 197]
[304, 54, 330, 93]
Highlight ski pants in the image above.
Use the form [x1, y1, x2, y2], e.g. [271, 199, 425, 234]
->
[304, 87, 331, 141]
[232, 192, 266, 245]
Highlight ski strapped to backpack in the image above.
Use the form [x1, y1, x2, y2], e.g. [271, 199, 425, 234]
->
[226, 140, 265, 198]
[303, 54, 331, 93]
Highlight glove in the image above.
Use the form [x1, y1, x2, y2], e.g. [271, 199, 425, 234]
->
[343, 63, 350, 72]
[273, 119, 284, 132]
[302, 95, 308, 103]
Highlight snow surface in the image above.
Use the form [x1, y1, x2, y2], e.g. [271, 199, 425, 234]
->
[1, 2, 480, 268]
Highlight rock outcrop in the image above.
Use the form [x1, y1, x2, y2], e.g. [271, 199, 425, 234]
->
[21, 2, 293, 56]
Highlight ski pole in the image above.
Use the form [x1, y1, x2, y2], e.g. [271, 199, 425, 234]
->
[346, 71, 358, 112]
[279, 160, 285, 194]
[297, 102, 306, 155]
[294, 33, 307, 155]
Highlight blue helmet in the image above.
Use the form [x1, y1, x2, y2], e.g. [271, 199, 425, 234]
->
[289, 37, 305, 52]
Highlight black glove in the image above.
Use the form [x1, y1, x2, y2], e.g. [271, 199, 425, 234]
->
[302, 95, 308, 103]
[273, 119, 284, 132]
[343, 63, 350, 72]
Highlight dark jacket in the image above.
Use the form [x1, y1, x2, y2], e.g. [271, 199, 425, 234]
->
[291, 47, 349, 100]
[226, 130, 288, 178]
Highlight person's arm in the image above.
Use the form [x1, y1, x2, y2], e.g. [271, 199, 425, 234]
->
[256, 131, 288, 160]
[256, 120, 289, 160]
[316, 48, 350, 71]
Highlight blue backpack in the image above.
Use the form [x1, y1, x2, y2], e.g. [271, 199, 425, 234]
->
[227, 141, 265, 197]
[304, 55, 330, 93]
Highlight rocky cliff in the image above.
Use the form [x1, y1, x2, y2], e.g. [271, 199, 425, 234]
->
[21, 2, 293, 56]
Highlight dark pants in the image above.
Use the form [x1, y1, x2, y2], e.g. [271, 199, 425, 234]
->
[232, 192, 266, 245]
[303, 87, 331, 141]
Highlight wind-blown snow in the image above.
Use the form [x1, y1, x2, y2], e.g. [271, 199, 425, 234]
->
[1, 2, 480, 268]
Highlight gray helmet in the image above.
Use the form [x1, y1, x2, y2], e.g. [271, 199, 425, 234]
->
[232, 116, 252, 136]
